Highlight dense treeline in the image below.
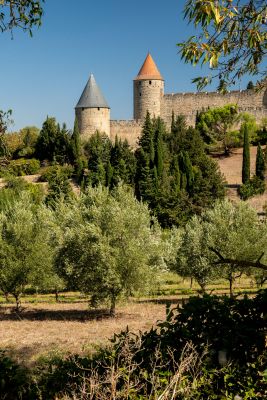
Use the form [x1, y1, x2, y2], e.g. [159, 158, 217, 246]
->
[1, 112, 226, 227]
[79, 112, 225, 227]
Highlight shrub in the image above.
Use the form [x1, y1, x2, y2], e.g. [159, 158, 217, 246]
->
[0, 350, 31, 399]
[238, 176, 265, 200]
[39, 164, 73, 183]
[0, 158, 40, 177]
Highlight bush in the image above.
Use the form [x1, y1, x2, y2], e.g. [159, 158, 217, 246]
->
[30, 291, 267, 399]
[0, 158, 40, 177]
[39, 164, 73, 183]
[0, 350, 31, 399]
[238, 176, 265, 200]
[0, 293, 266, 398]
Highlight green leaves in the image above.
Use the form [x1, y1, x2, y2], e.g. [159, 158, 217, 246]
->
[179, 0, 267, 89]
[0, 0, 44, 34]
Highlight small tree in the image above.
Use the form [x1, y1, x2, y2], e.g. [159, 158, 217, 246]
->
[174, 200, 265, 297]
[256, 143, 265, 181]
[242, 123, 250, 184]
[0, 194, 54, 310]
[56, 185, 165, 316]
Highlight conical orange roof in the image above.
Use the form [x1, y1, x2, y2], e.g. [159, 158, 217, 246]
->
[135, 53, 163, 81]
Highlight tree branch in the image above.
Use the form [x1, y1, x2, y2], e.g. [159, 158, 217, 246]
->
[209, 247, 267, 272]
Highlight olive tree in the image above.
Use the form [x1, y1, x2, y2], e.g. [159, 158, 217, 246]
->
[174, 200, 266, 295]
[0, 193, 55, 310]
[56, 184, 165, 316]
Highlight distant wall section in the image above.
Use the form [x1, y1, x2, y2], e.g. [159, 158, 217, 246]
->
[161, 88, 267, 128]
[110, 120, 142, 147]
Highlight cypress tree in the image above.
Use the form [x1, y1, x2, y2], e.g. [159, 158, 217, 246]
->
[179, 151, 194, 192]
[242, 123, 250, 184]
[154, 118, 164, 178]
[71, 117, 81, 168]
[138, 111, 153, 154]
[106, 161, 113, 187]
[171, 155, 181, 194]
[256, 143, 265, 180]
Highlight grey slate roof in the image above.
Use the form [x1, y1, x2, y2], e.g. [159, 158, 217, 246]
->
[75, 74, 110, 109]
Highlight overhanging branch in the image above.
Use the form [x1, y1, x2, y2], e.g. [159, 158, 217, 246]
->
[209, 247, 267, 272]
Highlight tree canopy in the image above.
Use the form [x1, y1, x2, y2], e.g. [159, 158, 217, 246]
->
[0, 0, 43, 34]
[178, 0, 267, 90]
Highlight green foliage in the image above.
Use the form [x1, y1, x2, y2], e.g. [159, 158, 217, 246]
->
[0, 109, 12, 135]
[0, 0, 44, 34]
[256, 144, 265, 180]
[20, 292, 267, 399]
[0, 176, 44, 210]
[242, 123, 250, 184]
[44, 165, 74, 207]
[247, 80, 255, 90]
[70, 117, 83, 178]
[196, 104, 239, 153]
[0, 193, 55, 309]
[238, 176, 265, 200]
[0, 158, 40, 177]
[16, 126, 39, 158]
[178, 1, 267, 89]
[0, 350, 31, 399]
[55, 184, 164, 315]
[35, 117, 72, 164]
[40, 164, 73, 183]
[135, 114, 225, 227]
[174, 200, 266, 294]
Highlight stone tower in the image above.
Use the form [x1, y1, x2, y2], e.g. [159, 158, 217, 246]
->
[75, 74, 110, 140]
[133, 53, 164, 121]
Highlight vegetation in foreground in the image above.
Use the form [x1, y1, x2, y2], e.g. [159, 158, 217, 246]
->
[0, 292, 266, 399]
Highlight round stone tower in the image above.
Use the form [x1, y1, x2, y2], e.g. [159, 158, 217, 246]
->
[134, 53, 164, 121]
[75, 74, 110, 140]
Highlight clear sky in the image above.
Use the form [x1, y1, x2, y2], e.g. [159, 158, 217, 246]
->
[1, 0, 251, 132]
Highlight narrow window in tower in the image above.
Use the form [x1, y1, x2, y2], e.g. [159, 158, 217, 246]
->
[98, 107, 100, 111]
[149, 81, 152, 85]
[140, 93, 141, 96]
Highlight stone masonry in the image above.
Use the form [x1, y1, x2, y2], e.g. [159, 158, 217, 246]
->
[75, 54, 267, 146]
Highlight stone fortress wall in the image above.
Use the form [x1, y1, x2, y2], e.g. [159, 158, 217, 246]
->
[110, 120, 142, 147]
[75, 54, 267, 146]
[161, 89, 267, 129]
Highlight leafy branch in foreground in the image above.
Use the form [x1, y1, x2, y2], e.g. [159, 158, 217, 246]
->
[0, 0, 44, 34]
[178, 0, 267, 90]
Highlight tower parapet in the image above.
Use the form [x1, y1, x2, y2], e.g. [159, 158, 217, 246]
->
[133, 53, 164, 121]
[75, 74, 110, 140]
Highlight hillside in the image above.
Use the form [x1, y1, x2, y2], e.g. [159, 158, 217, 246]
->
[216, 146, 267, 214]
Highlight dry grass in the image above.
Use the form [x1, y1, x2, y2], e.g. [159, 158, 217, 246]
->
[0, 275, 264, 364]
[0, 301, 166, 363]
[216, 146, 258, 185]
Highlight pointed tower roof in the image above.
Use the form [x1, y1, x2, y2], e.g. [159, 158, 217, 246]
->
[135, 53, 163, 81]
[75, 74, 110, 109]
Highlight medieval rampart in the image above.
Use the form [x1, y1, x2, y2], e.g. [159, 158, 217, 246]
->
[110, 120, 142, 147]
[161, 89, 267, 128]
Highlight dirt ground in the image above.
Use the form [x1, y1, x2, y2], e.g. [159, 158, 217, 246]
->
[0, 301, 166, 363]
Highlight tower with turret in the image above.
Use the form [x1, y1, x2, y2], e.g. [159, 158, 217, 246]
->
[75, 74, 110, 140]
[133, 53, 164, 121]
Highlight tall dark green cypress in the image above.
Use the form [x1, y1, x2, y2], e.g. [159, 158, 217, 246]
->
[154, 118, 164, 178]
[71, 117, 81, 165]
[256, 143, 265, 180]
[179, 151, 194, 192]
[138, 111, 153, 154]
[242, 123, 250, 184]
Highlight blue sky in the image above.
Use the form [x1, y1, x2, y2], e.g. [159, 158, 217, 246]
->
[1, 0, 250, 131]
